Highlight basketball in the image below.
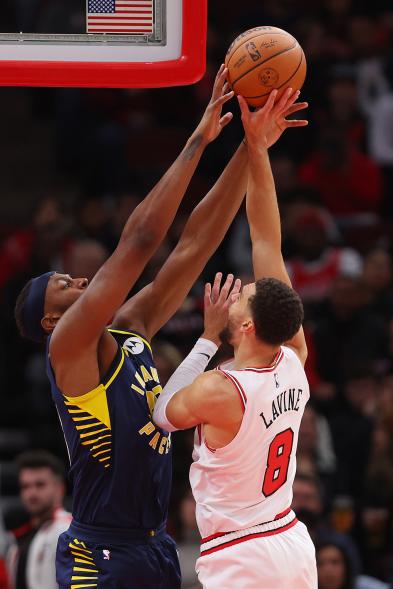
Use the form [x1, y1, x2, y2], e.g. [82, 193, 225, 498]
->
[225, 26, 307, 108]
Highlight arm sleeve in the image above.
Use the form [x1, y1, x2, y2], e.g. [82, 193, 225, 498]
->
[153, 338, 218, 432]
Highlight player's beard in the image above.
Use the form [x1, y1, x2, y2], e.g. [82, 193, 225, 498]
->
[219, 323, 233, 346]
[219, 326, 230, 346]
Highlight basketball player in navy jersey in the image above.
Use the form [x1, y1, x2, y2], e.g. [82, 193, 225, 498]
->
[14, 64, 306, 588]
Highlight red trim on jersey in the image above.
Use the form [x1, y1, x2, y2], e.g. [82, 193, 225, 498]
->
[201, 530, 228, 544]
[201, 508, 294, 544]
[274, 507, 291, 520]
[200, 518, 298, 556]
[218, 370, 247, 409]
[243, 349, 284, 373]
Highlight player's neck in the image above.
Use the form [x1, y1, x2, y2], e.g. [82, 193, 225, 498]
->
[233, 338, 280, 370]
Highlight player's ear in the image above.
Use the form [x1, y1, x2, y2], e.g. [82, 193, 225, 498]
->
[41, 314, 61, 333]
[240, 319, 255, 334]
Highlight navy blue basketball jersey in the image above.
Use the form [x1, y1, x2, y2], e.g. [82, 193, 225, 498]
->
[47, 329, 172, 530]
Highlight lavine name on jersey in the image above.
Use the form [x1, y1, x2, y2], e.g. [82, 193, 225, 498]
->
[261, 388, 304, 429]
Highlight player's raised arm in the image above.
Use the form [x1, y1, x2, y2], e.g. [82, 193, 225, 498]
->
[153, 273, 242, 432]
[112, 139, 248, 338]
[238, 89, 309, 364]
[48, 67, 234, 359]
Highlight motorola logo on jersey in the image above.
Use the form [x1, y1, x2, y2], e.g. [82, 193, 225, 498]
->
[123, 337, 145, 355]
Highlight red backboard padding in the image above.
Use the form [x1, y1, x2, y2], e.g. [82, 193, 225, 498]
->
[0, 0, 207, 88]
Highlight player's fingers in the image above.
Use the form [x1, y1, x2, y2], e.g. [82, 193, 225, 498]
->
[215, 63, 225, 82]
[284, 101, 309, 116]
[260, 89, 278, 116]
[237, 95, 250, 119]
[213, 66, 228, 100]
[213, 90, 234, 108]
[211, 272, 222, 302]
[274, 87, 293, 114]
[286, 89, 300, 108]
[218, 274, 235, 303]
[224, 278, 242, 308]
[222, 82, 230, 95]
[204, 283, 212, 307]
[219, 112, 233, 128]
[284, 119, 309, 127]
[231, 277, 242, 294]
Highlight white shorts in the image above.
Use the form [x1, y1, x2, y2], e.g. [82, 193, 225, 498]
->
[196, 516, 317, 589]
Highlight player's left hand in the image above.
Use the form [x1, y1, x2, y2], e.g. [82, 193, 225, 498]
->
[202, 272, 241, 346]
[238, 88, 308, 149]
[196, 65, 235, 144]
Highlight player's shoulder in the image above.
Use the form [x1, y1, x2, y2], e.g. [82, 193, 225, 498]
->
[107, 327, 153, 358]
[193, 370, 241, 406]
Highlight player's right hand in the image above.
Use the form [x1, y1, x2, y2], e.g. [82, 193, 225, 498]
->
[195, 65, 234, 144]
[238, 88, 308, 150]
[202, 272, 241, 346]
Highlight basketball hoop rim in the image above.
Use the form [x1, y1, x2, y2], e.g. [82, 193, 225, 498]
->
[0, 0, 207, 88]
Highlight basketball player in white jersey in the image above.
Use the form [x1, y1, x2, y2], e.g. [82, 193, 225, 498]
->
[153, 87, 317, 589]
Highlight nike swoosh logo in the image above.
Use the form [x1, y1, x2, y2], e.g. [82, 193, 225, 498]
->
[199, 353, 211, 360]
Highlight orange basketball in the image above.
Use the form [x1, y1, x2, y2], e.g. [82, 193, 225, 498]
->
[225, 26, 307, 108]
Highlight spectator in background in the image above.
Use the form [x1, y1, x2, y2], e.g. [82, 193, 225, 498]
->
[0, 515, 10, 589]
[292, 474, 360, 572]
[7, 451, 71, 589]
[286, 207, 362, 309]
[64, 239, 109, 284]
[329, 368, 376, 499]
[361, 248, 393, 319]
[367, 57, 393, 215]
[0, 197, 73, 295]
[316, 541, 391, 589]
[360, 412, 393, 579]
[299, 128, 383, 218]
[313, 276, 387, 390]
[175, 490, 201, 589]
[297, 405, 337, 490]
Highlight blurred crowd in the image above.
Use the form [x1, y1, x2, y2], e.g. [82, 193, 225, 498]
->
[0, 0, 393, 587]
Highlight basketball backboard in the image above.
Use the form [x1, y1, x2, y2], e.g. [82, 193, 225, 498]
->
[0, 0, 207, 88]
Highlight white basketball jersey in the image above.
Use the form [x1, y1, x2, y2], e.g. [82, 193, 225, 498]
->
[190, 346, 310, 538]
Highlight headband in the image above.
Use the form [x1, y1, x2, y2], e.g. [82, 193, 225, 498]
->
[23, 271, 55, 342]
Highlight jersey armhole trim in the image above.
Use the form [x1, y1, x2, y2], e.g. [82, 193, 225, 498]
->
[218, 370, 247, 410]
[63, 348, 124, 402]
[108, 328, 153, 354]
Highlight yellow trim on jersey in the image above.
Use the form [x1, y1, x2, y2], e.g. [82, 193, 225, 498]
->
[65, 386, 111, 430]
[104, 348, 125, 389]
[108, 328, 153, 354]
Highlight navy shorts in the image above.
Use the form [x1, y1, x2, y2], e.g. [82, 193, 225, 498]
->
[56, 521, 181, 589]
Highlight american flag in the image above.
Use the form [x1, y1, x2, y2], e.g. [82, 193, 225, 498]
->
[87, 0, 154, 34]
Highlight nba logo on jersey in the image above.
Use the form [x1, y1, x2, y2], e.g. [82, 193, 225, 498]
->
[103, 549, 111, 560]
[274, 373, 280, 388]
[123, 337, 144, 355]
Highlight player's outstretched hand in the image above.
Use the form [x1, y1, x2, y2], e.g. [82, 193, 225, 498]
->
[196, 65, 234, 144]
[202, 272, 241, 346]
[238, 88, 308, 149]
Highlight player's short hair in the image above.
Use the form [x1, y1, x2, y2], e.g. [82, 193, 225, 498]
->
[248, 277, 304, 346]
[17, 450, 66, 482]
